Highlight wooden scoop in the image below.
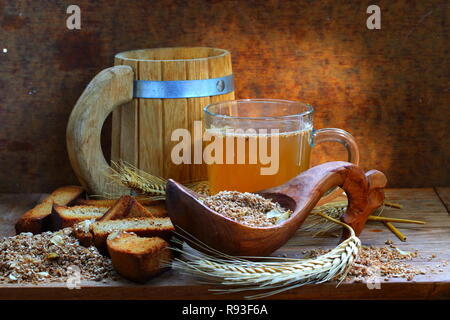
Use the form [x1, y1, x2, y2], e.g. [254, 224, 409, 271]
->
[166, 161, 387, 256]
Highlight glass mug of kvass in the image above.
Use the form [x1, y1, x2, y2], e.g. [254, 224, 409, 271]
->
[203, 99, 359, 202]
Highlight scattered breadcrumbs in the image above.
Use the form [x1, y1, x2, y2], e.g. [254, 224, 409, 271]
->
[304, 240, 436, 282]
[200, 191, 292, 227]
[0, 228, 118, 284]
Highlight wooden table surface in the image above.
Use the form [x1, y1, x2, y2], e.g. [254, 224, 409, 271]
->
[0, 188, 449, 300]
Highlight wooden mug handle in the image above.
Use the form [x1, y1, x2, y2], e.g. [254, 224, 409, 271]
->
[66, 65, 134, 195]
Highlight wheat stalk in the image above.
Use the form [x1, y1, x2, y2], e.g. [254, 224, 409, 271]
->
[171, 212, 361, 299]
[302, 201, 348, 236]
[304, 200, 385, 236]
[106, 161, 210, 199]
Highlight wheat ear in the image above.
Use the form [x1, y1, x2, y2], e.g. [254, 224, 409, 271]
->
[106, 161, 210, 199]
[171, 212, 360, 299]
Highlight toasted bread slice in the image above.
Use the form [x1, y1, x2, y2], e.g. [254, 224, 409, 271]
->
[73, 219, 95, 247]
[107, 232, 172, 282]
[98, 196, 135, 221]
[51, 205, 109, 230]
[15, 186, 84, 234]
[91, 217, 174, 252]
[98, 196, 155, 221]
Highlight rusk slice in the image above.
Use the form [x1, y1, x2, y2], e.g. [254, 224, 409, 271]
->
[15, 185, 84, 234]
[51, 205, 109, 230]
[98, 196, 154, 221]
[98, 196, 135, 221]
[91, 217, 174, 251]
[107, 232, 172, 282]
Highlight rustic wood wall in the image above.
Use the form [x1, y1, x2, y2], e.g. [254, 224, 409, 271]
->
[0, 0, 448, 192]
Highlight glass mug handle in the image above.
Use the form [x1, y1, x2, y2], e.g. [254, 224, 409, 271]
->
[312, 128, 360, 205]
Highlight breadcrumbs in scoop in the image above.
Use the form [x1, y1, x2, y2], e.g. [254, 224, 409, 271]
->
[200, 191, 292, 227]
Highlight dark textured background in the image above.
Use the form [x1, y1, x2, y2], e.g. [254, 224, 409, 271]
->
[0, 0, 448, 192]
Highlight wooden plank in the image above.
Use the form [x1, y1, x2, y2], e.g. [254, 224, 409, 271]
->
[435, 187, 450, 213]
[0, 188, 449, 299]
[161, 60, 190, 183]
[185, 56, 210, 182]
[0, 280, 448, 300]
[138, 60, 165, 177]
[110, 57, 124, 164]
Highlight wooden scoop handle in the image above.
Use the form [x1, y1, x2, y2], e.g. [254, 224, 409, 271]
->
[264, 161, 387, 237]
[66, 65, 134, 195]
[341, 169, 387, 238]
